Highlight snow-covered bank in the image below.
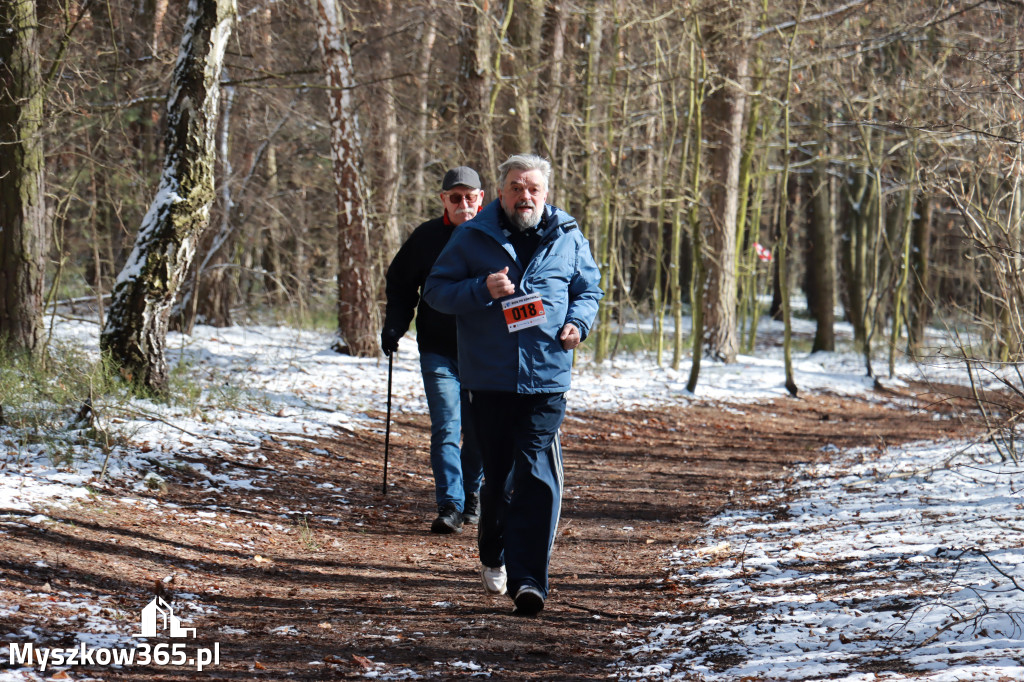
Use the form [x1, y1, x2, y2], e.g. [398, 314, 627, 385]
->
[618, 439, 1024, 681]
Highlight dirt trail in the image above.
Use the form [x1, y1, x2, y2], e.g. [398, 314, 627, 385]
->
[0, 385, 967, 680]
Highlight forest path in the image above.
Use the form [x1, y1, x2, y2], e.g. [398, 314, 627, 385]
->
[0, 385, 967, 680]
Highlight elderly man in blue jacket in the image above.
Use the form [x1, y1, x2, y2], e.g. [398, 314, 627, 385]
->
[423, 153, 603, 616]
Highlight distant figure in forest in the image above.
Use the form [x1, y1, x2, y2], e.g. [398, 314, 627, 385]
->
[381, 167, 486, 535]
[423, 154, 603, 616]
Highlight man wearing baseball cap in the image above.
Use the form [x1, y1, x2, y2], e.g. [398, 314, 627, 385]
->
[381, 167, 486, 534]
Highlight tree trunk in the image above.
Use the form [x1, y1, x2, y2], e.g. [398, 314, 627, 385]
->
[144, 0, 170, 54]
[411, 16, 437, 217]
[840, 165, 872, 351]
[582, 0, 604, 251]
[291, 172, 311, 318]
[458, 0, 495, 176]
[176, 78, 238, 331]
[770, 219, 783, 321]
[262, 143, 287, 305]
[651, 41, 675, 363]
[538, 2, 567, 164]
[684, 37, 706, 384]
[100, 0, 237, 393]
[734, 65, 762, 347]
[132, 0, 168, 180]
[630, 82, 660, 306]
[907, 195, 933, 353]
[375, 0, 401, 258]
[888, 138, 917, 375]
[593, 8, 623, 364]
[779, 40, 799, 398]
[862, 151, 886, 379]
[311, 0, 378, 357]
[808, 104, 835, 352]
[740, 93, 773, 353]
[701, 32, 749, 363]
[0, 0, 47, 358]
[507, 0, 545, 152]
[779, 170, 797, 396]
[259, 6, 286, 307]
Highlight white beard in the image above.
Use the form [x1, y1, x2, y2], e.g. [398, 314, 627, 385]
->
[506, 203, 543, 231]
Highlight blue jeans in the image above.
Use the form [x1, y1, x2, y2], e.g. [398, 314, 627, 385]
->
[469, 390, 566, 599]
[419, 352, 483, 512]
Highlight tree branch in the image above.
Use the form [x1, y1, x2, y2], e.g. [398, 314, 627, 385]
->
[751, 0, 873, 41]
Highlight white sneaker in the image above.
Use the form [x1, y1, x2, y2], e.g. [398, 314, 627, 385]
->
[480, 564, 507, 595]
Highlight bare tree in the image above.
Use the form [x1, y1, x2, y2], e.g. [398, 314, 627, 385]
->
[410, 12, 437, 217]
[538, 1, 568, 163]
[907, 194, 934, 353]
[776, 9, 803, 398]
[457, 0, 496, 174]
[370, 0, 402, 257]
[683, 32, 707, 385]
[0, 0, 48, 358]
[10, 0, 1023, 391]
[311, 0, 378, 356]
[101, 0, 237, 393]
[700, 4, 751, 364]
[808, 102, 836, 353]
[506, 0, 545, 152]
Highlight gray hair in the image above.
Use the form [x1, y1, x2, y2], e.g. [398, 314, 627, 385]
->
[497, 154, 552, 191]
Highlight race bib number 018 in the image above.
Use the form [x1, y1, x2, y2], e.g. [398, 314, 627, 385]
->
[502, 292, 547, 332]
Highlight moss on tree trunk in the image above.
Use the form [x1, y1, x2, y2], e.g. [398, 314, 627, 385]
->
[101, 0, 236, 394]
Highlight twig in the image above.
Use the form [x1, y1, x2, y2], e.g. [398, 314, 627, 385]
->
[976, 548, 1024, 592]
[914, 606, 987, 649]
[114, 406, 260, 448]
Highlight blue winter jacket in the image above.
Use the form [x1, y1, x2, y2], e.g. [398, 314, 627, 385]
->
[422, 200, 603, 394]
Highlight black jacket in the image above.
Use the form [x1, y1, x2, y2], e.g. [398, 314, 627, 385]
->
[383, 215, 458, 358]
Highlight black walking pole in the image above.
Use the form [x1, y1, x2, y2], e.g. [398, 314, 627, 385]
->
[382, 352, 393, 496]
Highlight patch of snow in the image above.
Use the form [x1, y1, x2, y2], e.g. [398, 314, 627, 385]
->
[617, 439, 1024, 680]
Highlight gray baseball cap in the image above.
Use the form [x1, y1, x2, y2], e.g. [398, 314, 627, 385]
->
[441, 166, 481, 191]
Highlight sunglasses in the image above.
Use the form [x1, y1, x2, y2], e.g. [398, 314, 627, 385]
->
[446, 192, 481, 205]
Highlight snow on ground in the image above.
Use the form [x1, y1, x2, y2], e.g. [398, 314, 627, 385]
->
[616, 439, 1024, 680]
[2, 314, 944, 514]
[2, 314, 1022, 680]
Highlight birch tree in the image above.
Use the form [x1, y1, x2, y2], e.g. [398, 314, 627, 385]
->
[0, 0, 47, 358]
[173, 79, 238, 331]
[100, 0, 237, 393]
[311, 0, 377, 356]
